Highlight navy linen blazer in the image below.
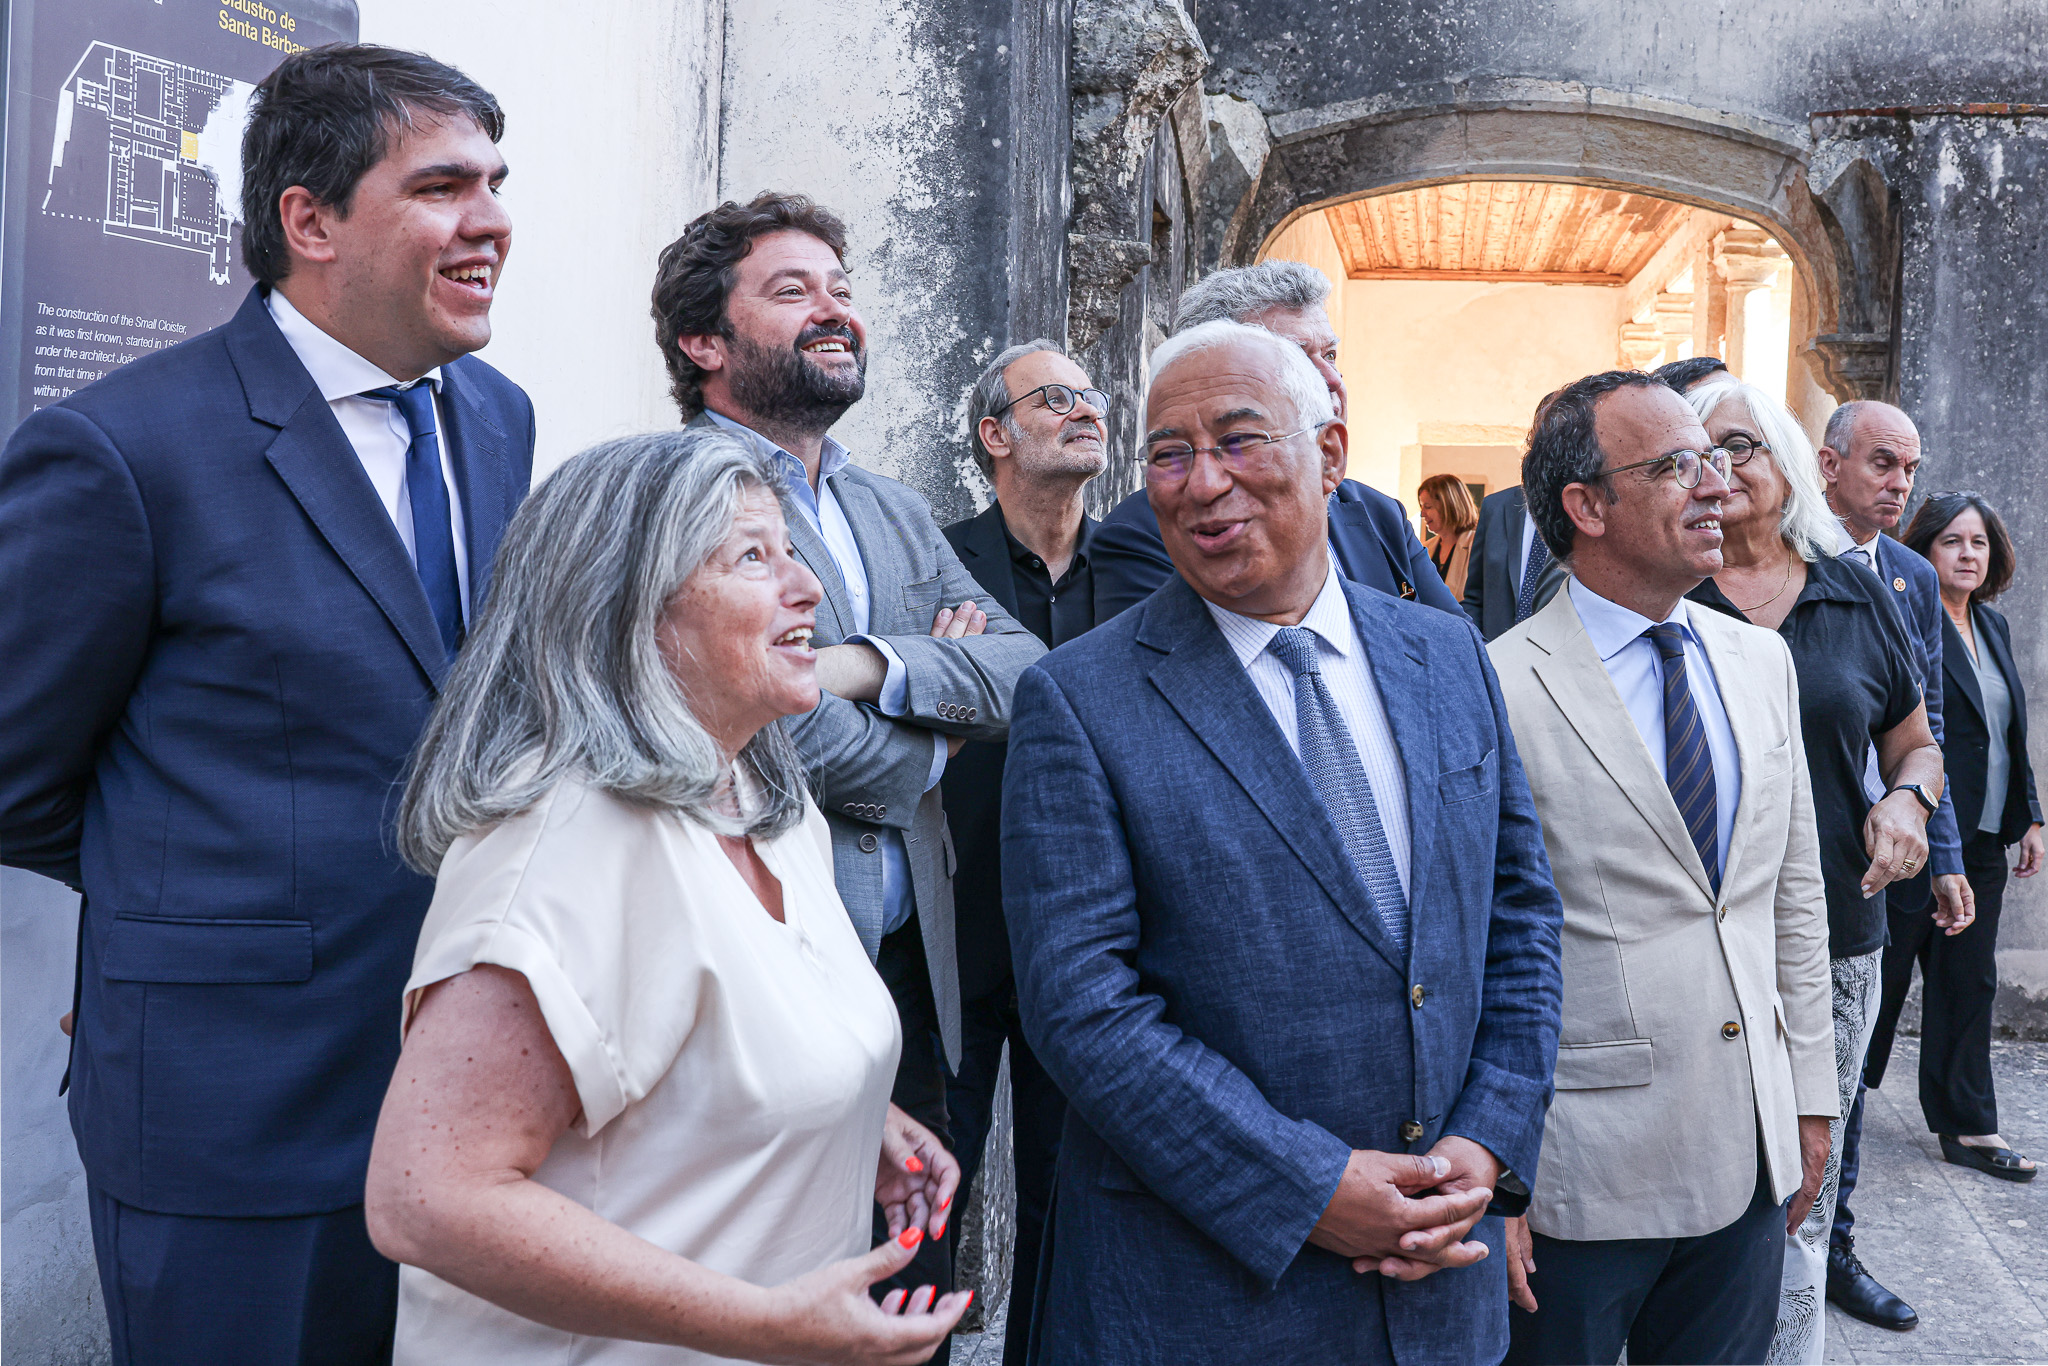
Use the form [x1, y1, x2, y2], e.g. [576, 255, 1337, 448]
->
[1869, 533, 1964, 876]
[1091, 479, 1462, 622]
[0, 287, 534, 1216]
[1002, 574, 1563, 1364]
[1461, 487, 1568, 642]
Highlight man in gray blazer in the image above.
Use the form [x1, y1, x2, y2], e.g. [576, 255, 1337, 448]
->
[651, 193, 1044, 1334]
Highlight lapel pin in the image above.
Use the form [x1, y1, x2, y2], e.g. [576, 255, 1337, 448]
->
[1893, 577, 1907, 591]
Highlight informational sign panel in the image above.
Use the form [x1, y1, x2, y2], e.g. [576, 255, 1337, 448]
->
[1, 0, 359, 426]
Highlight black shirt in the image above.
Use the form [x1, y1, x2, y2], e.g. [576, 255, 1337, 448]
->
[1002, 516, 1095, 649]
[1690, 554, 1922, 958]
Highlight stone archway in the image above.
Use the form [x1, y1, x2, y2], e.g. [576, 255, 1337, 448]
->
[1202, 85, 1874, 406]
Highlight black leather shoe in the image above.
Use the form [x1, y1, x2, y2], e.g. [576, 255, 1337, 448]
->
[1827, 1240, 1918, 1330]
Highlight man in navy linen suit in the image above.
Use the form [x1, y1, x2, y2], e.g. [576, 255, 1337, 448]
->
[1003, 320, 1564, 1364]
[1090, 261, 1464, 621]
[0, 47, 532, 1364]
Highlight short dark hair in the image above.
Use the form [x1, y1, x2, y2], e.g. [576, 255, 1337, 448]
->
[1653, 356, 1729, 393]
[651, 193, 850, 419]
[1901, 491, 2017, 603]
[1522, 370, 1668, 560]
[240, 44, 504, 287]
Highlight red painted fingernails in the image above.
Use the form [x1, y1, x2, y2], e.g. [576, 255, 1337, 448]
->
[905, 1156, 924, 1173]
[899, 1227, 923, 1249]
[939, 1192, 951, 1210]
[963, 1291, 975, 1309]
[934, 1221, 947, 1240]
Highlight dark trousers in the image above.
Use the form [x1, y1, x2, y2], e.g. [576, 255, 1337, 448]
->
[873, 915, 955, 1363]
[946, 976, 1065, 1366]
[1838, 833, 2010, 1250]
[88, 1185, 396, 1365]
[1505, 1158, 1785, 1366]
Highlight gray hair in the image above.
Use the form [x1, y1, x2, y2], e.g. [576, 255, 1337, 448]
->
[1173, 260, 1331, 333]
[966, 338, 1063, 482]
[1147, 320, 1335, 429]
[1821, 400, 1874, 455]
[397, 428, 810, 873]
[1682, 379, 1840, 563]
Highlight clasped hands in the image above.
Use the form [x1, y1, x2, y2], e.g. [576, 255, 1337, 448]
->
[1308, 1135, 1499, 1282]
[812, 601, 987, 758]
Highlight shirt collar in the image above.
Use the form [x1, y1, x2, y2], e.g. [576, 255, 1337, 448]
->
[703, 408, 851, 488]
[265, 288, 441, 401]
[1835, 520, 1879, 559]
[998, 505, 1093, 571]
[1567, 576, 1698, 664]
[1203, 557, 1354, 668]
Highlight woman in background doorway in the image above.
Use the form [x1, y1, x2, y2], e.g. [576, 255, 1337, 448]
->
[1418, 473, 1478, 600]
[1870, 492, 2043, 1180]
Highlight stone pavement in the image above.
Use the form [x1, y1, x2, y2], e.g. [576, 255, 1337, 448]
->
[948, 1038, 2048, 1365]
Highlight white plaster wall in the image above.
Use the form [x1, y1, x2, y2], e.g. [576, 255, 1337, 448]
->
[356, 0, 725, 479]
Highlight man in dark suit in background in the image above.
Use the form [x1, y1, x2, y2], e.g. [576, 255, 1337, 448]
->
[1004, 319, 1563, 1363]
[1091, 261, 1463, 621]
[940, 339, 1106, 1363]
[0, 47, 533, 1363]
[1462, 485, 1569, 641]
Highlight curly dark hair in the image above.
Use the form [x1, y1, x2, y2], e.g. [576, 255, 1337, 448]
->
[1522, 369, 1669, 560]
[650, 192, 849, 418]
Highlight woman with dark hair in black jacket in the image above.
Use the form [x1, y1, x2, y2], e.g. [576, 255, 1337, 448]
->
[1866, 492, 2044, 1181]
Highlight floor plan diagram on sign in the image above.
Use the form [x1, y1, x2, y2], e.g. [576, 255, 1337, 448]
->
[43, 42, 254, 285]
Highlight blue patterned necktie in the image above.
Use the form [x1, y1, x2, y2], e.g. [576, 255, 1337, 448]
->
[1647, 622, 1720, 891]
[1267, 627, 1410, 954]
[362, 383, 463, 658]
[1516, 530, 1552, 623]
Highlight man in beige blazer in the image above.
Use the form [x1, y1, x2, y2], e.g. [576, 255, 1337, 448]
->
[1490, 371, 1836, 1366]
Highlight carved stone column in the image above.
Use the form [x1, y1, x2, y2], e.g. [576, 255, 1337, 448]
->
[1654, 291, 1695, 366]
[1714, 228, 1785, 378]
[1619, 321, 1665, 371]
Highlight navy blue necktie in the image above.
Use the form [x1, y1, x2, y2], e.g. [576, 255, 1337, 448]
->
[1647, 622, 1719, 891]
[1267, 626, 1410, 954]
[362, 383, 463, 658]
[1516, 530, 1552, 623]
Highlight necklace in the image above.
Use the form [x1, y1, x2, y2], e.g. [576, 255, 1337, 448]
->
[1732, 556, 1795, 613]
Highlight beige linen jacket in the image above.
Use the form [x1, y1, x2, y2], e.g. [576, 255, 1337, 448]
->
[1490, 586, 1836, 1242]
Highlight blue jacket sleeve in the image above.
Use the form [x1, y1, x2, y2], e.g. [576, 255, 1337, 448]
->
[1089, 498, 1174, 623]
[1002, 664, 1353, 1286]
[1393, 503, 1465, 615]
[1441, 621, 1565, 1202]
[0, 406, 156, 887]
[1913, 573, 1964, 875]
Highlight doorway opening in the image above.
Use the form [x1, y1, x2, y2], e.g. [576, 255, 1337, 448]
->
[1260, 180, 1832, 528]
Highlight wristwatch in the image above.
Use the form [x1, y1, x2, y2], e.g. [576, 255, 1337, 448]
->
[1886, 782, 1938, 815]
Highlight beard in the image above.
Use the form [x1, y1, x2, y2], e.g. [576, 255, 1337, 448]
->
[726, 322, 867, 435]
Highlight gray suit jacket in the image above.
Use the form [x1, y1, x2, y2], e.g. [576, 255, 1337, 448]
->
[689, 412, 1045, 1064]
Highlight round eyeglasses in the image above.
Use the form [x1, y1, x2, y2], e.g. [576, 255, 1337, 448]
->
[1719, 435, 1770, 465]
[990, 383, 1110, 420]
[1144, 423, 1329, 484]
[1599, 445, 1734, 490]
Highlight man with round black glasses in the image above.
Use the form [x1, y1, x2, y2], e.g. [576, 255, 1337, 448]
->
[939, 339, 1109, 1364]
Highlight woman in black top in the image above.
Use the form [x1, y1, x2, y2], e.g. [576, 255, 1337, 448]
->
[1679, 378, 1946, 1364]
[1864, 493, 2043, 1181]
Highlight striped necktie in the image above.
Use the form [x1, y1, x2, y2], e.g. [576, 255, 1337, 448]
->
[1647, 622, 1719, 891]
[1267, 626, 1410, 954]
[362, 383, 463, 659]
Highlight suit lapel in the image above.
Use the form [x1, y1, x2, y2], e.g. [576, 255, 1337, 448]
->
[436, 361, 516, 610]
[827, 469, 890, 631]
[1942, 612, 1984, 724]
[957, 505, 1020, 617]
[1526, 592, 1714, 899]
[1141, 581, 1405, 975]
[1345, 584, 1435, 940]
[225, 289, 449, 688]
[788, 500, 851, 641]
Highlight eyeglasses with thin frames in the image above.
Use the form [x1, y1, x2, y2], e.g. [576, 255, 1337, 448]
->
[1144, 423, 1330, 484]
[990, 383, 1110, 420]
[1599, 445, 1734, 490]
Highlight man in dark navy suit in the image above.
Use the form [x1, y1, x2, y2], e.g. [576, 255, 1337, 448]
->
[1091, 261, 1464, 622]
[0, 46, 533, 1364]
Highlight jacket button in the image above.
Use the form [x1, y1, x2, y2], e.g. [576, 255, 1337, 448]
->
[876, 804, 886, 817]
[1411, 984, 1426, 1009]
[1722, 1020, 1741, 1040]
[1400, 1120, 1425, 1143]
[843, 803, 856, 813]
[967, 707, 978, 721]
[859, 833, 879, 853]
[1717, 905, 1728, 922]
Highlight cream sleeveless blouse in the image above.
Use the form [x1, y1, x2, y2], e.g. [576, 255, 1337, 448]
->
[393, 779, 900, 1365]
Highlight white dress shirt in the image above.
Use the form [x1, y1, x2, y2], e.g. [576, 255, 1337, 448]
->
[1203, 563, 1412, 901]
[706, 411, 942, 937]
[266, 290, 470, 619]
[1568, 578, 1742, 881]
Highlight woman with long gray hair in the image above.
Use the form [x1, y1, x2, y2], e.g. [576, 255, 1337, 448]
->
[1681, 378, 1951, 1366]
[364, 428, 969, 1365]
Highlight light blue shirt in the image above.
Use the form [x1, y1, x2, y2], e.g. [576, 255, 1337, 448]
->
[706, 411, 943, 937]
[1568, 578, 1741, 882]
[1203, 563, 1413, 901]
